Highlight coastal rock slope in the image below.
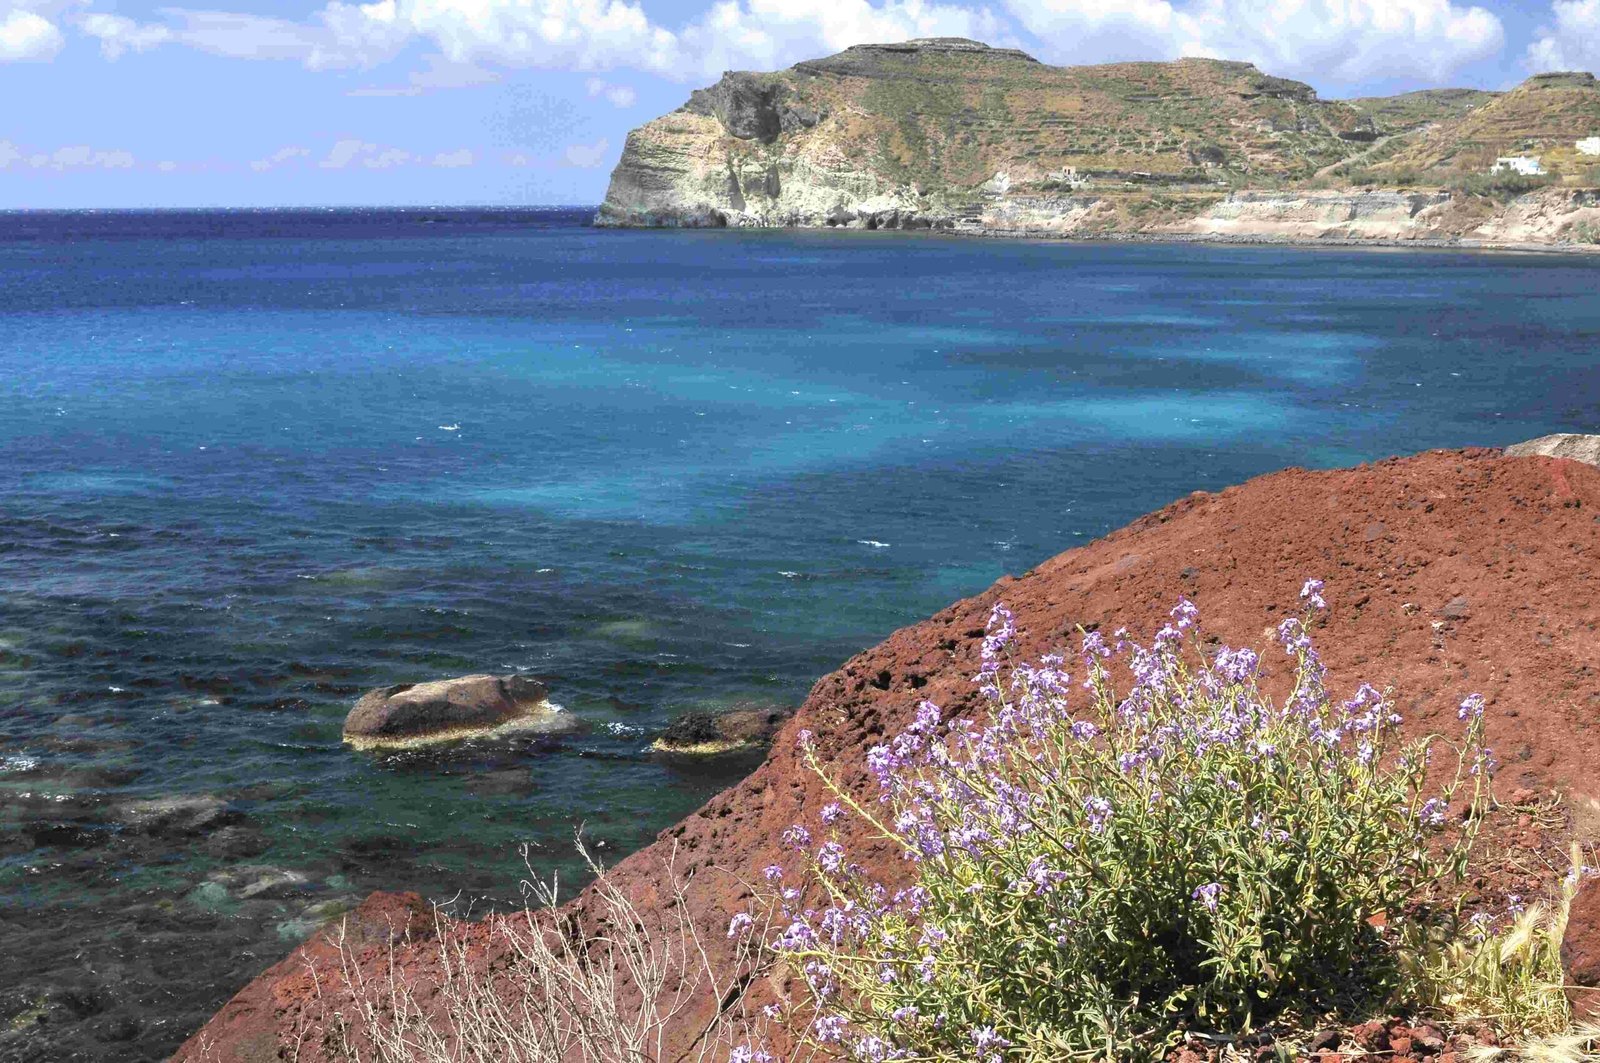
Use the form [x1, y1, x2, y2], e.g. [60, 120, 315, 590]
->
[179, 448, 1600, 1061]
[597, 38, 1600, 247]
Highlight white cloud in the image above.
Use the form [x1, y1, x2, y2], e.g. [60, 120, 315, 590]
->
[1526, 0, 1600, 73]
[249, 145, 313, 172]
[349, 52, 501, 95]
[1006, 0, 1503, 85]
[320, 138, 415, 168]
[586, 76, 636, 107]
[430, 147, 475, 166]
[563, 137, 610, 167]
[0, 6, 64, 61]
[58, 0, 1512, 90]
[673, 0, 1008, 78]
[0, 141, 138, 170]
[66, 0, 1009, 82]
[75, 2, 410, 70]
[79, 13, 172, 58]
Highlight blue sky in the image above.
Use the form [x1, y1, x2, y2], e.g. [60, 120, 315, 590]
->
[0, 0, 1595, 208]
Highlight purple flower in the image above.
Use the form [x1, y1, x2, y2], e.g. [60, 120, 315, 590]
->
[852, 1034, 890, 1061]
[813, 1013, 847, 1044]
[982, 603, 1016, 662]
[1083, 796, 1112, 832]
[1213, 646, 1259, 683]
[727, 912, 754, 939]
[817, 840, 846, 874]
[781, 824, 812, 850]
[796, 728, 815, 750]
[1192, 882, 1221, 912]
[970, 1026, 1012, 1053]
[730, 1047, 774, 1063]
[1418, 797, 1446, 827]
[820, 802, 845, 825]
[1301, 578, 1327, 610]
[771, 919, 815, 951]
[890, 1004, 919, 1024]
[761, 864, 783, 882]
[1458, 693, 1486, 721]
[1171, 596, 1201, 630]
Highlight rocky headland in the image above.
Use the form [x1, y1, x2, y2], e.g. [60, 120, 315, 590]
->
[596, 38, 1600, 252]
[177, 443, 1600, 1060]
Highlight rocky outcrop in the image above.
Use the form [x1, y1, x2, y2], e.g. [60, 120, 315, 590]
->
[650, 705, 791, 755]
[1564, 876, 1600, 1021]
[1505, 432, 1600, 466]
[178, 448, 1600, 1061]
[341, 674, 574, 749]
[1169, 189, 1453, 240]
[597, 39, 1378, 231]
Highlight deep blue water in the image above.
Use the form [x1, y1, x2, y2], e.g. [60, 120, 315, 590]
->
[1, 208, 1597, 1060]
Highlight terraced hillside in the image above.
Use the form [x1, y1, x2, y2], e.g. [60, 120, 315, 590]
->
[1375, 71, 1600, 178]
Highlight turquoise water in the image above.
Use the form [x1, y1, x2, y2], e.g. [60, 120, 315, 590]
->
[1, 209, 1598, 1059]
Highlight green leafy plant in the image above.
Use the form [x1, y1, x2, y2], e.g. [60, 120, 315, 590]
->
[752, 584, 1490, 1061]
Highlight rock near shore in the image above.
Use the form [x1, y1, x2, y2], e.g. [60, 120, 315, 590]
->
[342, 674, 574, 750]
[1503, 432, 1600, 466]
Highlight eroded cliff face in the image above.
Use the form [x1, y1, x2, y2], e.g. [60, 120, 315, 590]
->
[596, 38, 1600, 250]
[596, 37, 1376, 231]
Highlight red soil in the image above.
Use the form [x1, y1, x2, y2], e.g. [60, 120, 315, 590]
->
[174, 449, 1600, 1062]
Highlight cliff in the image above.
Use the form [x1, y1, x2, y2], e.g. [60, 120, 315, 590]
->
[596, 39, 1600, 249]
[177, 447, 1600, 1060]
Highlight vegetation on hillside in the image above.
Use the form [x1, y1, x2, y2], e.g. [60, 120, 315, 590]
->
[742, 587, 1588, 1060]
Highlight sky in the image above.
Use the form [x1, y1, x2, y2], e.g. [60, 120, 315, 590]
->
[0, 0, 1597, 208]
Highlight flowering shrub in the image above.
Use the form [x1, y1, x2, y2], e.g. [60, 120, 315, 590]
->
[759, 584, 1490, 1060]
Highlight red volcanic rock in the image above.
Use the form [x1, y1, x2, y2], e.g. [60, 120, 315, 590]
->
[174, 449, 1600, 1061]
[1563, 875, 1600, 1020]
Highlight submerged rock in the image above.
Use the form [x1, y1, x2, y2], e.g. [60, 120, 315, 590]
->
[1503, 432, 1600, 466]
[342, 674, 575, 750]
[651, 706, 790, 755]
[116, 794, 232, 836]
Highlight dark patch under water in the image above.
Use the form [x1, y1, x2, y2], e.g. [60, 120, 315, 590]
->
[1, 208, 1597, 1060]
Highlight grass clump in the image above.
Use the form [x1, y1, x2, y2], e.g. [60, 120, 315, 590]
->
[752, 583, 1491, 1061]
[1403, 842, 1599, 1058]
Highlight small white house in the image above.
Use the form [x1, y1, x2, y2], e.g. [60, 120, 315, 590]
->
[1491, 155, 1545, 176]
[1578, 137, 1600, 157]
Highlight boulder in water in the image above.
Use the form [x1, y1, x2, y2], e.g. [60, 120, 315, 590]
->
[342, 674, 574, 750]
[1503, 433, 1600, 466]
[651, 706, 790, 755]
[117, 795, 232, 836]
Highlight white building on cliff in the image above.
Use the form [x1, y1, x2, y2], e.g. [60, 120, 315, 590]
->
[1578, 137, 1600, 156]
[1491, 155, 1545, 176]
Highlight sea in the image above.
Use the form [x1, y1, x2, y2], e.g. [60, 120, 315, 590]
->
[1, 207, 1597, 1060]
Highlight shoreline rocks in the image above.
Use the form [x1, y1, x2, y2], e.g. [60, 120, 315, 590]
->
[341, 674, 576, 750]
[1503, 432, 1600, 466]
[650, 706, 791, 755]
